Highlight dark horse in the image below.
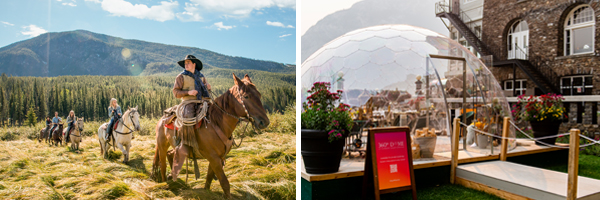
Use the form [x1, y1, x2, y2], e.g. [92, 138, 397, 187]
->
[151, 74, 270, 198]
[39, 124, 52, 143]
[51, 124, 64, 146]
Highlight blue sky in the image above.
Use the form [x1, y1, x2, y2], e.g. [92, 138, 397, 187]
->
[0, 0, 296, 64]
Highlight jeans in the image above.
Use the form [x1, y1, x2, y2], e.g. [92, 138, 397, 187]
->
[106, 116, 117, 140]
[50, 124, 57, 139]
[66, 122, 73, 142]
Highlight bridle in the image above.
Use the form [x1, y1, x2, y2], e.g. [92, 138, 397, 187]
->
[114, 109, 140, 135]
[209, 84, 261, 147]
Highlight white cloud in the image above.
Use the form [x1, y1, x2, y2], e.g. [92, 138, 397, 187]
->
[279, 34, 291, 38]
[21, 25, 48, 37]
[85, 0, 101, 3]
[176, 2, 203, 21]
[1, 21, 14, 26]
[178, 0, 295, 19]
[266, 21, 294, 28]
[62, 2, 77, 6]
[101, 0, 179, 22]
[214, 22, 235, 30]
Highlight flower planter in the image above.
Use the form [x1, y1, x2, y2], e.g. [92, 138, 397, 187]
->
[529, 119, 561, 146]
[414, 137, 436, 158]
[476, 134, 489, 149]
[301, 129, 345, 174]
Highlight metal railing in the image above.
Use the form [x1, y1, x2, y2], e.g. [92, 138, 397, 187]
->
[435, 1, 481, 40]
[508, 44, 528, 60]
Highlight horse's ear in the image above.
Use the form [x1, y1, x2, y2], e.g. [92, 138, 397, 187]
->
[233, 73, 243, 86]
[244, 74, 252, 83]
[135, 105, 138, 110]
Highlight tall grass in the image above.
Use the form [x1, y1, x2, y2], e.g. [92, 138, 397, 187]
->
[0, 108, 296, 199]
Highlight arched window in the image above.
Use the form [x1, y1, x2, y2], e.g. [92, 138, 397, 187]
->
[564, 5, 595, 56]
[507, 20, 529, 59]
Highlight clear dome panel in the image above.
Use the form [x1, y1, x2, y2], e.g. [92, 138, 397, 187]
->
[301, 25, 517, 158]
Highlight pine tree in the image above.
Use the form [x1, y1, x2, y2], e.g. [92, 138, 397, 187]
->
[25, 106, 37, 127]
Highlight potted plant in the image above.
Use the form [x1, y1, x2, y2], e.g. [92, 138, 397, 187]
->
[301, 82, 353, 174]
[513, 94, 565, 145]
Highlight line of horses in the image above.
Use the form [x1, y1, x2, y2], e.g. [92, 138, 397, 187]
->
[35, 74, 270, 198]
[38, 117, 85, 151]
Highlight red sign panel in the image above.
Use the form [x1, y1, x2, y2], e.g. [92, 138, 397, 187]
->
[373, 131, 411, 189]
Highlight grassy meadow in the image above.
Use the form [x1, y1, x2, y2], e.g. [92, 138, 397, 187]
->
[0, 105, 296, 200]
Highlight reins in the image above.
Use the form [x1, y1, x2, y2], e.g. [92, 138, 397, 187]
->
[113, 110, 139, 135]
[208, 85, 259, 148]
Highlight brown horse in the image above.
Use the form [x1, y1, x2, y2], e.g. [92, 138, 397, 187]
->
[51, 124, 64, 146]
[39, 124, 52, 143]
[151, 74, 270, 198]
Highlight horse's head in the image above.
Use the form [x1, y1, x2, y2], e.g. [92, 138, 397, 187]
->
[126, 106, 141, 131]
[77, 117, 84, 132]
[231, 73, 270, 129]
[58, 124, 64, 128]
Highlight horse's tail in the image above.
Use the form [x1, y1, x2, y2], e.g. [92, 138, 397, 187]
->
[151, 141, 161, 182]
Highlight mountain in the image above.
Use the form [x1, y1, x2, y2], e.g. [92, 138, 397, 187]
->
[301, 0, 449, 63]
[0, 30, 294, 77]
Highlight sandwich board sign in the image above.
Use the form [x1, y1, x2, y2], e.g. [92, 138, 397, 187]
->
[363, 127, 416, 200]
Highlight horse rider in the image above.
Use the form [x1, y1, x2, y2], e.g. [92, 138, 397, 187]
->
[105, 98, 123, 141]
[45, 117, 52, 126]
[65, 110, 76, 143]
[49, 111, 62, 140]
[172, 55, 212, 118]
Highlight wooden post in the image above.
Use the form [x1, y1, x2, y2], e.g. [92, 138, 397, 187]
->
[500, 117, 510, 161]
[567, 129, 580, 200]
[451, 118, 460, 184]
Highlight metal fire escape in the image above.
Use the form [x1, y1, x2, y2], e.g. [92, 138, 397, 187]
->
[435, 1, 560, 95]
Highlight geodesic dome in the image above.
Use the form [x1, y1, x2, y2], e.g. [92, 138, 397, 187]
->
[301, 24, 516, 154]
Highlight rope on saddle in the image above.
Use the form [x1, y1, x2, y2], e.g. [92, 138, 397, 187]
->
[174, 100, 208, 129]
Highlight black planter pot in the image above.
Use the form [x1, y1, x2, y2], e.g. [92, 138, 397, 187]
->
[301, 129, 345, 174]
[529, 119, 561, 146]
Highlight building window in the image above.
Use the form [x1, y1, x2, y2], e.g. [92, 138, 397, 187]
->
[564, 5, 595, 56]
[504, 79, 527, 95]
[451, 31, 458, 40]
[561, 75, 593, 95]
[474, 25, 482, 38]
[507, 20, 529, 59]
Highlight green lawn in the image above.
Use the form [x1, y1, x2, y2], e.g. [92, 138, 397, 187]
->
[527, 154, 600, 180]
[383, 153, 600, 200]
[383, 184, 503, 200]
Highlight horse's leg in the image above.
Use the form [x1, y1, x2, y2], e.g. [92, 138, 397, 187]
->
[125, 142, 131, 163]
[204, 162, 216, 190]
[167, 149, 174, 169]
[171, 144, 190, 181]
[117, 142, 126, 163]
[206, 155, 230, 198]
[153, 124, 171, 182]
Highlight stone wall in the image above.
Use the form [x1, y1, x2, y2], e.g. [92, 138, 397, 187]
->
[482, 0, 600, 95]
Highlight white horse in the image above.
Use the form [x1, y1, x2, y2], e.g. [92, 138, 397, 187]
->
[97, 107, 141, 163]
[63, 117, 84, 145]
[66, 117, 85, 151]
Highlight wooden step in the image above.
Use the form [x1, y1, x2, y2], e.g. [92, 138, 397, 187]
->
[456, 161, 600, 200]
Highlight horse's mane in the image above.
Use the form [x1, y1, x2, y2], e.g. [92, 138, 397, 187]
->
[208, 79, 255, 129]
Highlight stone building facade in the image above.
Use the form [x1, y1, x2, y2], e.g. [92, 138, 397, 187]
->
[481, 0, 600, 133]
[441, 0, 600, 134]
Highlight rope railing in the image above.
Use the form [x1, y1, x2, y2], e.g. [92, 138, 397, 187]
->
[455, 120, 600, 149]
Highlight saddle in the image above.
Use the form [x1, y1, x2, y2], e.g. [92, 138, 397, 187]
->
[162, 104, 204, 131]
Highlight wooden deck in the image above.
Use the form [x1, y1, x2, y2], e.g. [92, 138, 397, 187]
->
[301, 139, 566, 182]
[457, 161, 600, 200]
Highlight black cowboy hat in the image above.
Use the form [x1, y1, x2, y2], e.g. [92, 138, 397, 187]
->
[177, 55, 203, 71]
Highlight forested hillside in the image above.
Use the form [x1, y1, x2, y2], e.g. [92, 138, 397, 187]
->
[0, 72, 294, 126]
[0, 30, 295, 77]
